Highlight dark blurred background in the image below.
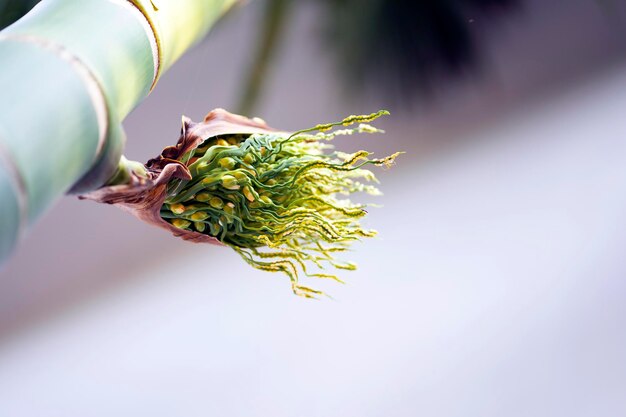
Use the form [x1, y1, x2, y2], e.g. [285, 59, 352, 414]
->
[0, 0, 39, 29]
[2, 1, 626, 416]
[237, 0, 521, 113]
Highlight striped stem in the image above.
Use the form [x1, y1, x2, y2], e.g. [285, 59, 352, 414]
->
[0, 0, 238, 263]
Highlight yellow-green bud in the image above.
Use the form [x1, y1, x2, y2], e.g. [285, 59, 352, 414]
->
[209, 197, 224, 209]
[172, 219, 191, 229]
[195, 192, 212, 202]
[243, 186, 255, 202]
[224, 202, 235, 215]
[221, 174, 240, 190]
[218, 157, 236, 170]
[210, 222, 222, 236]
[170, 203, 185, 214]
[194, 221, 206, 233]
[191, 211, 209, 221]
[202, 175, 220, 185]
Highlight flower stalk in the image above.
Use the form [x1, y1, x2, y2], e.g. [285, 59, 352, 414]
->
[0, 0, 237, 263]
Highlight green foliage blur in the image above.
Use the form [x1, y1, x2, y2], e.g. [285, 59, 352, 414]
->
[321, 0, 518, 97]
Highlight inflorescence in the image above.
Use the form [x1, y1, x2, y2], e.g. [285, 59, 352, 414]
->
[160, 110, 400, 297]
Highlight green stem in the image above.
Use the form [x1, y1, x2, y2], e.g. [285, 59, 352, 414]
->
[105, 156, 149, 187]
[237, 0, 292, 116]
[0, 0, 238, 263]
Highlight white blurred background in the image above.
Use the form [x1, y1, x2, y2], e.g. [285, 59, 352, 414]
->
[1, 0, 626, 415]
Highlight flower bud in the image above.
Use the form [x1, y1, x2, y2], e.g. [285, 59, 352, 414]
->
[221, 174, 240, 190]
[201, 175, 220, 186]
[209, 197, 224, 209]
[190, 211, 209, 221]
[218, 157, 236, 170]
[194, 221, 206, 233]
[195, 192, 212, 202]
[243, 153, 254, 165]
[243, 186, 255, 202]
[172, 219, 191, 229]
[169, 203, 185, 215]
[224, 202, 235, 215]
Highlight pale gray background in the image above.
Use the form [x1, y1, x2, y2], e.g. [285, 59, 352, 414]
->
[1, 1, 626, 416]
